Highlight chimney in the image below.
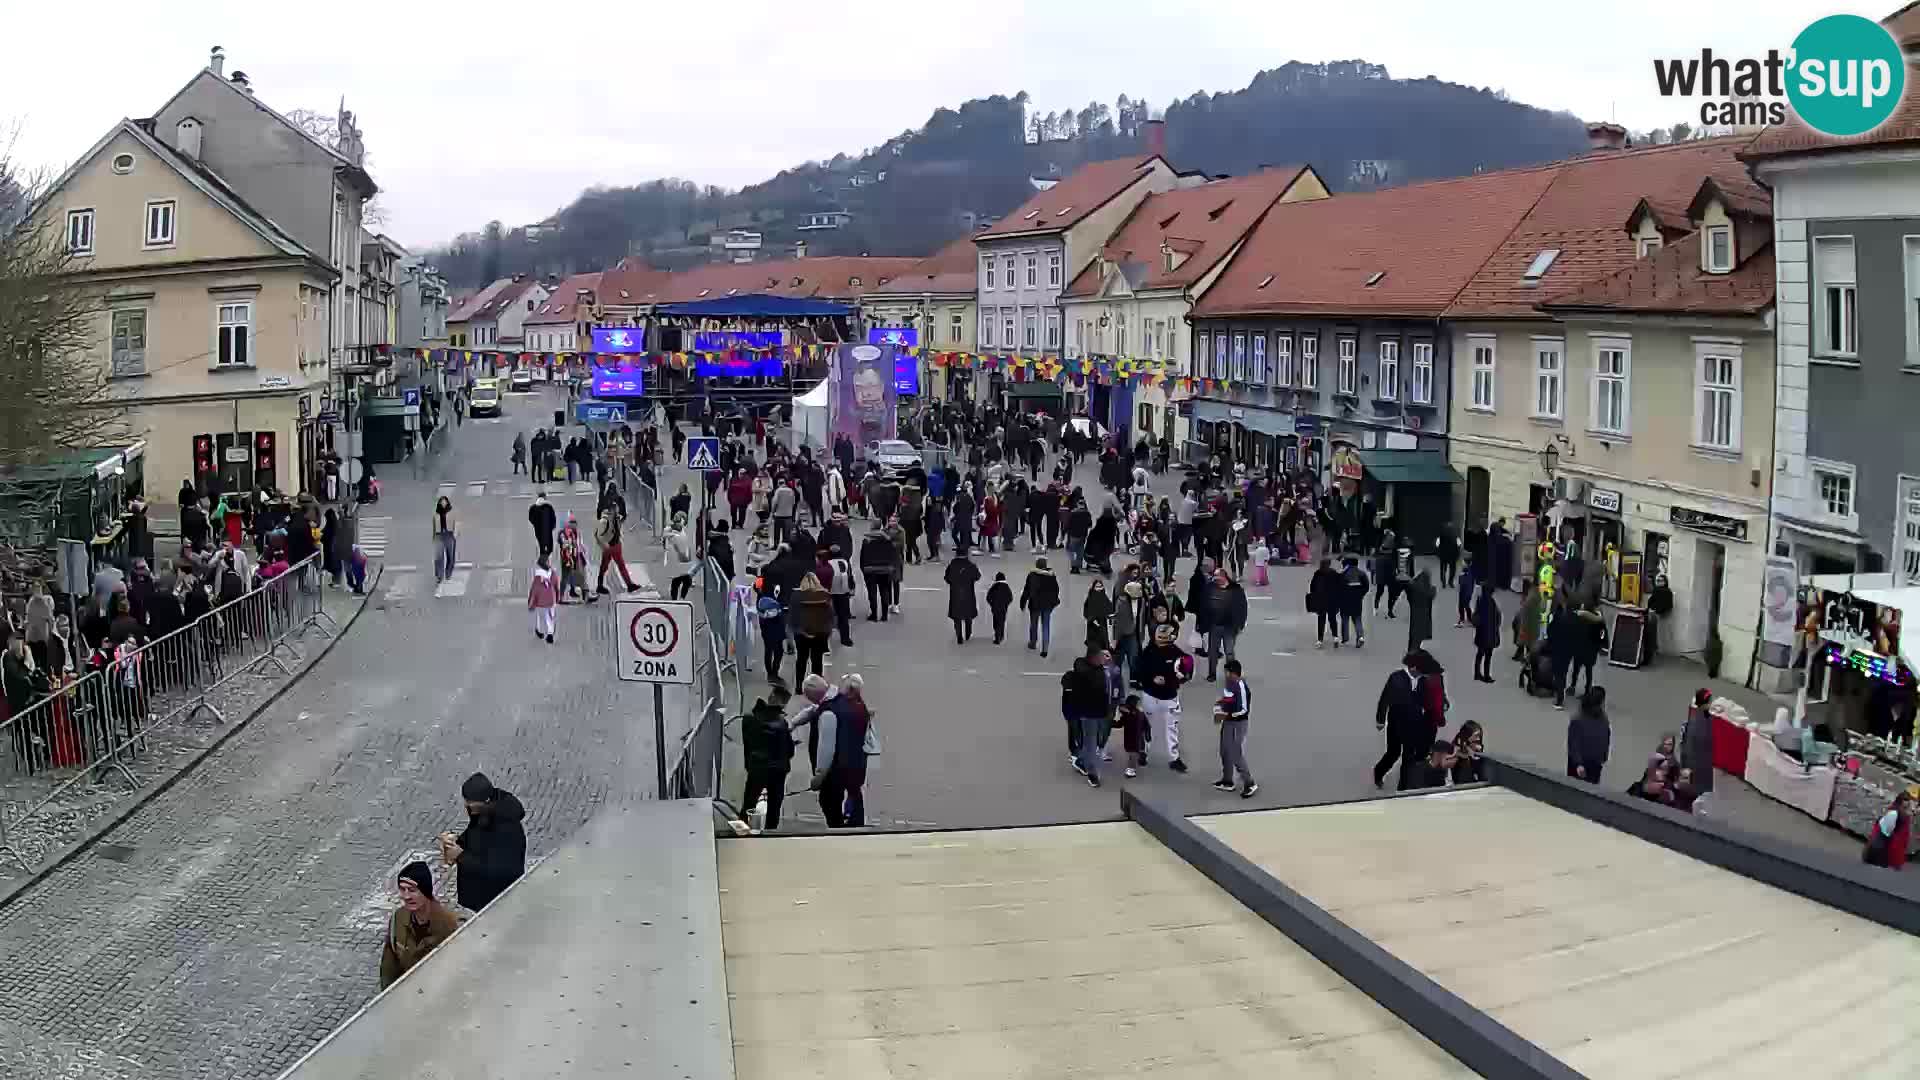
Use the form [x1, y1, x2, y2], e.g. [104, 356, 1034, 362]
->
[209, 46, 225, 77]
[1585, 121, 1628, 152]
[175, 117, 203, 161]
[794, 239, 808, 259]
[1143, 118, 1167, 159]
[230, 70, 252, 94]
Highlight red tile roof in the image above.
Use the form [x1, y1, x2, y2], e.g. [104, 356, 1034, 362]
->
[599, 258, 672, 308]
[1445, 135, 1763, 318]
[1193, 167, 1561, 318]
[1539, 229, 1774, 316]
[1886, 1, 1920, 48]
[974, 156, 1167, 241]
[1744, 60, 1920, 158]
[866, 234, 980, 296]
[620, 257, 923, 306]
[1061, 167, 1315, 299]
[525, 272, 603, 325]
[471, 278, 543, 322]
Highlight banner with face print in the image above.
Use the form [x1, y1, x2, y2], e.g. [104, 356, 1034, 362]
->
[828, 343, 898, 449]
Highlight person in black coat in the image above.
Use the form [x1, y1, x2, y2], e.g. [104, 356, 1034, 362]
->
[707, 523, 736, 578]
[985, 572, 1014, 644]
[1471, 580, 1501, 682]
[1436, 526, 1460, 588]
[1187, 562, 1215, 641]
[443, 773, 527, 913]
[1544, 601, 1581, 709]
[1338, 556, 1370, 647]
[1085, 509, 1119, 575]
[1567, 685, 1611, 784]
[1373, 654, 1425, 789]
[528, 493, 558, 559]
[1570, 603, 1608, 697]
[1403, 569, 1436, 654]
[742, 686, 797, 830]
[858, 526, 899, 622]
[1020, 559, 1063, 657]
[1309, 557, 1342, 647]
[944, 550, 982, 643]
[1083, 579, 1113, 651]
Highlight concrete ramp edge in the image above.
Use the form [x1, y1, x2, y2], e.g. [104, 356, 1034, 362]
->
[1119, 788, 1588, 1080]
[1486, 754, 1920, 937]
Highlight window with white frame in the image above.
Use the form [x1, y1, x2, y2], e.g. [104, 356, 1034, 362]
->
[1300, 335, 1318, 389]
[1116, 318, 1128, 357]
[1213, 333, 1229, 379]
[1809, 458, 1856, 529]
[1251, 333, 1268, 384]
[216, 301, 253, 367]
[1637, 235, 1663, 258]
[1814, 235, 1857, 358]
[1048, 252, 1061, 286]
[1232, 332, 1247, 380]
[1023, 312, 1036, 348]
[983, 258, 995, 291]
[1045, 310, 1059, 349]
[1025, 255, 1037, 287]
[66, 209, 94, 254]
[1693, 343, 1741, 451]
[1002, 257, 1016, 288]
[110, 309, 146, 376]
[1273, 334, 1293, 386]
[1410, 341, 1434, 404]
[949, 310, 962, 344]
[1899, 478, 1920, 585]
[1532, 339, 1564, 419]
[1377, 340, 1400, 399]
[980, 310, 993, 347]
[1590, 337, 1630, 434]
[1705, 226, 1733, 273]
[1143, 319, 1157, 358]
[1196, 332, 1210, 374]
[1003, 310, 1015, 347]
[144, 199, 176, 247]
[1468, 336, 1496, 410]
[1336, 337, 1357, 395]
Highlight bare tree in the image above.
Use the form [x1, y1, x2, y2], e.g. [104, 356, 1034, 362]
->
[286, 108, 387, 229]
[0, 130, 133, 581]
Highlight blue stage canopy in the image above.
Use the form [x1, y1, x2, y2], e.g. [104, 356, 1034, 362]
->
[655, 294, 855, 318]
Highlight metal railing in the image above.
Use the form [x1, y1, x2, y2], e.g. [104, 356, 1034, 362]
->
[660, 556, 738, 806]
[0, 552, 337, 869]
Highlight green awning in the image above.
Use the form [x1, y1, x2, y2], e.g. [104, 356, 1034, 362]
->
[1356, 449, 1459, 485]
[1005, 381, 1064, 399]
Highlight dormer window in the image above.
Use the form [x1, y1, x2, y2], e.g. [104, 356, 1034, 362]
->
[1636, 235, 1663, 258]
[1054, 206, 1073, 216]
[1521, 248, 1561, 284]
[1257, 274, 1275, 289]
[697, 289, 710, 297]
[1023, 209, 1041, 220]
[849, 277, 862, 287]
[1705, 226, 1733, 274]
[1364, 271, 1386, 288]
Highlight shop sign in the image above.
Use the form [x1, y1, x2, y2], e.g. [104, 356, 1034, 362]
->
[223, 447, 249, 463]
[1669, 505, 1748, 543]
[1330, 445, 1364, 482]
[298, 395, 311, 419]
[1588, 487, 1623, 514]
[259, 374, 292, 389]
[1294, 417, 1320, 435]
[1758, 556, 1798, 667]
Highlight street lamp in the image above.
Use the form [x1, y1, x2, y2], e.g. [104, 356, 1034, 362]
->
[1539, 441, 1559, 479]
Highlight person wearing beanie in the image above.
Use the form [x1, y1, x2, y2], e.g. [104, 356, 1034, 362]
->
[380, 860, 462, 987]
[440, 772, 528, 912]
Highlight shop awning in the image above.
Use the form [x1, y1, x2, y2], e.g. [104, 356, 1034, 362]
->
[1356, 449, 1459, 485]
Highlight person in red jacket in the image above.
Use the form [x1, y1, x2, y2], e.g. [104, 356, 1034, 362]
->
[981, 493, 1003, 556]
[1866, 791, 1913, 870]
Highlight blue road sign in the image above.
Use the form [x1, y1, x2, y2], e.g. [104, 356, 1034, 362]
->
[685, 436, 722, 471]
[402, 387, 422, 407]
[575, 401, 628, 425]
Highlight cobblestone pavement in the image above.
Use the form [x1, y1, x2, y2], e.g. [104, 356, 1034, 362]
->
[0, 587, 366, 882]
[0, 389, 661, 1080]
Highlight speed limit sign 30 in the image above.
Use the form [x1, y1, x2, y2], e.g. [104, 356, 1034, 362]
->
[614, 599, 695, 684]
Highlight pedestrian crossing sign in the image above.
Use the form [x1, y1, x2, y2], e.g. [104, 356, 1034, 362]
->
[686, 437, 721, 471]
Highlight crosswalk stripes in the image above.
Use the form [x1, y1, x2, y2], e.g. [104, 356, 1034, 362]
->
[358, 516, 391, 558]
[379, 560, 654, 605]
[465, 481, 486, 498]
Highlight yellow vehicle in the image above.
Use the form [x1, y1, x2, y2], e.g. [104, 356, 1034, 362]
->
[470, 378, 502, 418]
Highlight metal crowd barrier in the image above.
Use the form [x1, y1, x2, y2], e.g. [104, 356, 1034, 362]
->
[657, 556, 738, 806]
[0, 552, 337, 869]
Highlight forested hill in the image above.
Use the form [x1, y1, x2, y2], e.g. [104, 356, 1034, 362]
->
[430, 60, 1590, 288]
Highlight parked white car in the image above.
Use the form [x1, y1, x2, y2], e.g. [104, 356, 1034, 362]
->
[866, 439, 922, 479]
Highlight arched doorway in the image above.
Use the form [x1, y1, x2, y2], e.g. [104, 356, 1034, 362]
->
[1466, 466, 1491, 530]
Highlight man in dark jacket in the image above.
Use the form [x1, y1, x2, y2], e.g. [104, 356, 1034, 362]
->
[742, 686, 796, 830]
[857, 525, 898, 622]
[1545, 601, 1581, 709]
[1471, 581, 1501, 682]
[1569, 603, 1607, 696]
[1134, 622, 1192, 772]
[804, 674, 869, 828]
[944, 550, 982, 643]
[1020, 558, 1062, 656]
[1065, 502, 1094, 572]
[819, 514, 854, 567]
[1309, 558, 1343, 647]
[527, 490, 558, 559]
[1063, 646, 1112, 787]
[1338, 556, 1370, 647]
[1373, 654, 1424, 790]
[1206, 567, 1249, 681]
[443, 772, 527, 912]
[1187, 561, 1215, 643]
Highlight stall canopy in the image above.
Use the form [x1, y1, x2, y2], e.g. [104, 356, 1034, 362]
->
[1807, 573, 1919, 675]
[1356, 449, 1460, 485]
[654, 295, 853, 319]
[790, 379, 831, 454]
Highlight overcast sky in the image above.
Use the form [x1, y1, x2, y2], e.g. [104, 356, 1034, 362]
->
[3, 0, 1819, 252]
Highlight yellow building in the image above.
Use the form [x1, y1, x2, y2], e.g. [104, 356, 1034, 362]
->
[34, 117, 334, 500]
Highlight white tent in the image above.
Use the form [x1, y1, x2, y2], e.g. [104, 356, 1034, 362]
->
[789, 380, 831, 456]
